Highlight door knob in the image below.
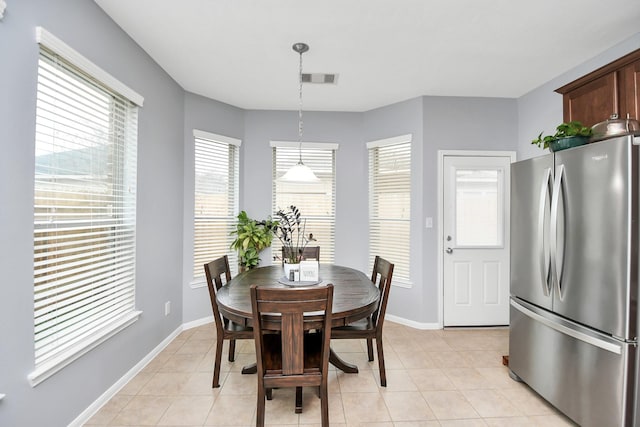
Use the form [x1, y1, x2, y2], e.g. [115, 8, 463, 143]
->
[446, 247, 453, 254]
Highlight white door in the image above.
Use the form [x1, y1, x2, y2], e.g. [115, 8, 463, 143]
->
[442, 154, 513, 326]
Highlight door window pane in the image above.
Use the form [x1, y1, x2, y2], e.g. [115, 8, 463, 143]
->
[455, 168, 503, 246]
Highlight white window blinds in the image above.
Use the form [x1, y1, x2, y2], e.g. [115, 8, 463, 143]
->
[32, 42, 141, 385]
[271, 142, 337, 264]
[193, 131, 240, 277]
[368, 135, 412, 284]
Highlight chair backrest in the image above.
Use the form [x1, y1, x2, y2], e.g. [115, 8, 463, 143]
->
[370, 256, 394, 329]
[281, 246, 320, 265]
[204, 255, 232, 332]
[250, 284, 333, 376]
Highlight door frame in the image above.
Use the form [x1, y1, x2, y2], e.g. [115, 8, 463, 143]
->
[436, 150, 516, 328]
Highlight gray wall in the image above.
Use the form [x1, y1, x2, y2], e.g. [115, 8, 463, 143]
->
[422, 96, 519, 323]
[517, 33, 640, 159]
[362, 97, 426, 322]
[0, 1, 185, 426]
[182, 93, 245, 323]
[185, 95, 517, 326]
[243, 109, 365, 267]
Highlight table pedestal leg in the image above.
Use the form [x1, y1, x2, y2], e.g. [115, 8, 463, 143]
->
[241, 363, 257, 374]
[240, 347, 359, 375]
[329, 348, 359, 373]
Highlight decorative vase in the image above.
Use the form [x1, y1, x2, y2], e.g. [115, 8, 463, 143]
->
[549, 135, 589, 152]
[283, 262, 300, 281]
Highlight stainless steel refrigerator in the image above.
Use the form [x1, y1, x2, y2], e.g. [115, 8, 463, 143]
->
[509, 134, 639, 426]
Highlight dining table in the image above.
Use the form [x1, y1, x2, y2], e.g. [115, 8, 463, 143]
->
[216, 263, 380, 374]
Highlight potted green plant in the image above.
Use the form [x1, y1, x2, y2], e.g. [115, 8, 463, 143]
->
[230, 211, 277, 271]
[532, 121, 593, 151]
[273, 205, 312, 277]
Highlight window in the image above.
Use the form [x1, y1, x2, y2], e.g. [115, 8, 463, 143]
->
[271, 142, 338, 263]
[368, 135, 412, 285]
[455, 169, 504, 247]
[31, 28, 143, 386]
[193, 130, 240, 278]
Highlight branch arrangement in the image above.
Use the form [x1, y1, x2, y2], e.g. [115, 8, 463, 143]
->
[274, 205, 310, 264]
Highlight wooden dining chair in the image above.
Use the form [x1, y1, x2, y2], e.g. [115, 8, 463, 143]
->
[204, 255, 254, 388]
[331, 256, 394, 386]
[281, 246, 320, 265]
[250, 284, 334, 427]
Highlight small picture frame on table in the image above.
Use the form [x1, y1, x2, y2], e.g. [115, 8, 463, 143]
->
[299, 260, 319, 282]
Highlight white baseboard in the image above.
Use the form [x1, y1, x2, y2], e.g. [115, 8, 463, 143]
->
[68, 325, 183, 427]
[183, 315, 214, 330]
[386, 314, 442, 330]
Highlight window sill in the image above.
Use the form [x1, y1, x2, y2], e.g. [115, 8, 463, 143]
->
[392, 279, 413, 289]
[190, 277, 206, 289]
[28, 310, 142, 387]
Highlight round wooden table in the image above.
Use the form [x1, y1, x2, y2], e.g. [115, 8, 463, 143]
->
[216, 264, 380, 373]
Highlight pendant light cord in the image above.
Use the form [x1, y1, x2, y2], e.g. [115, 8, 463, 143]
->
[298, 47, 304, 164]
[279, 43, 319, 183]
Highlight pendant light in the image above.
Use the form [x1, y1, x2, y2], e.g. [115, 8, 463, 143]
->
[279, 42, 320, 183]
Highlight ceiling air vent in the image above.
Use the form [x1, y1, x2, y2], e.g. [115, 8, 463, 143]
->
[302, 73, 338, 84]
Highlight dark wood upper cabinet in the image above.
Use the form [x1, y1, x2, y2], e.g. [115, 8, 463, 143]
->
[560, 72, 618, 128]
[555, 49, 640, 127]
[620, 58, 640, 121]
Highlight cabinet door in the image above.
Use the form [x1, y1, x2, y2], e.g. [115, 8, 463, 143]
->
[620, 59, 640, 120]
[562, 72, 618, 127]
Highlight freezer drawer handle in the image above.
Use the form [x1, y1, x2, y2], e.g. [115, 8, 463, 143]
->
[511, 299, 622, 354]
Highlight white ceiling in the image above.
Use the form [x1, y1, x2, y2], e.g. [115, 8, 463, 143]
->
[95, 0, 640, 112]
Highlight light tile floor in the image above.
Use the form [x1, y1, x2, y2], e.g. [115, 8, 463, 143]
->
[84, 322, 577, 426]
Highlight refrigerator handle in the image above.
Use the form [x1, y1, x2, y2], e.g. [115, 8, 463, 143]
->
[537, 167, 553, 296]
[550, 163, 565, 301]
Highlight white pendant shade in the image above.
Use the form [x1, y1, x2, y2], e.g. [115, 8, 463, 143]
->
[279, 162, 320, 182]
[278, 42, 321, 184]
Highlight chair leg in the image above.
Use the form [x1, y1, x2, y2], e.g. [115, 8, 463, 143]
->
[228, 338, 236, 362]
[375, 337, 387, 387]
[212, 335, 224, 388]
[266, 388, 273, 400]
[366, 337, 374, 361]
[295, 386, 303, 414]
[320, 383, 329, 427]
[256, 387, 266, 427]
